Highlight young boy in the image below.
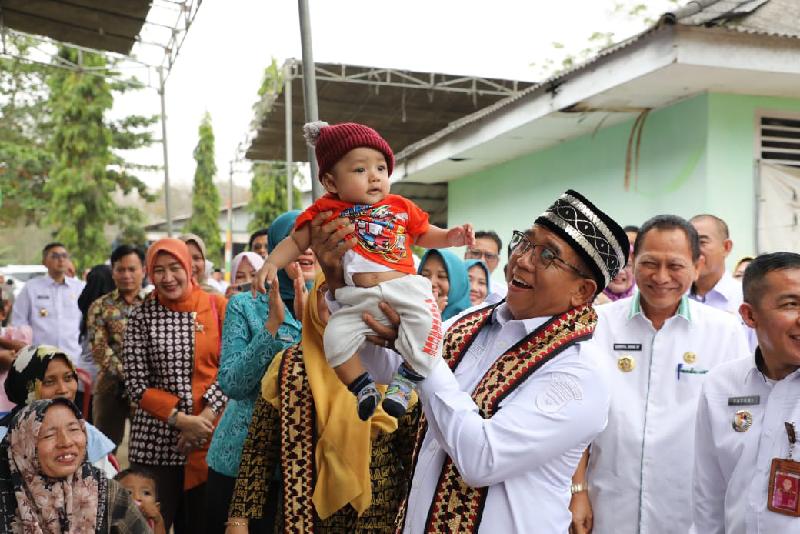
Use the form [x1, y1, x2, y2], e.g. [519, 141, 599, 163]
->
[115, 468, 166, 534]
[257, 121, 474, 420]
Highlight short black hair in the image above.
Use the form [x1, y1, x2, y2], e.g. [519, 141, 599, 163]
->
[42, 242, 66, 257]
[110, 244, 145, 266]
[474, 231, 502, 254]
[623, 225, 640, 234]
[689, 214, 730, 240]
[249, 228, 269, 250]
[634, 215, 701, 262]
[115, 467, 159, 500]
[742, 252, 800, 305]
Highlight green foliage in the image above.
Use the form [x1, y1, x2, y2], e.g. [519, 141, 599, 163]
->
[247, 162, 302, 231]
[247, 58, 302, 230]
[0, 34, 53, 223]
[43, 46, 153, 270]
[184, 113, 223, 265]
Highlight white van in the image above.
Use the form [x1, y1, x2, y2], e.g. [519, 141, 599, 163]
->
[0, 265, 48, 297]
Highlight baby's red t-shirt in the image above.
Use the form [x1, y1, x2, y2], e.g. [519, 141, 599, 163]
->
[295, 194, 430, 274]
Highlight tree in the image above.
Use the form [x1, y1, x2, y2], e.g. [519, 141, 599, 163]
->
[247, 162, 302, 231]
[246, 58, 302, 230]
[0, 34, 53, 224]
[184, 113, 223, 265]
[44, 46, 155, 270]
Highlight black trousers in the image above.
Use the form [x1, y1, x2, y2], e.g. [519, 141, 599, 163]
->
[129, 463, 206, 534]
[205, 468, 276, 534]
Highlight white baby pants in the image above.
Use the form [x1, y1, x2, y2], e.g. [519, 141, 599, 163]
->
[325, 274, 443, 377]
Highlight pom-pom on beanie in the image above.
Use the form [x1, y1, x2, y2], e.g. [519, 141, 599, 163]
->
[303, 121, 394, 180]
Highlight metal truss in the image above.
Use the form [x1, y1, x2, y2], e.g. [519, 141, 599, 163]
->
[284, 58, 524, 97]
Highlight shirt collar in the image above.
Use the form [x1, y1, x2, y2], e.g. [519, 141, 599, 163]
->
[691, 271, 737, 303]
[628, 290, 691, 322]
[492, 302, 550, 334]
[745, 347, 800, 383]
[111, 288, 147, 304]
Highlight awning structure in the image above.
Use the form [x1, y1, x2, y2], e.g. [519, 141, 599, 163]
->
[0, 0, 152, 55]
[244, 60, 534, 162]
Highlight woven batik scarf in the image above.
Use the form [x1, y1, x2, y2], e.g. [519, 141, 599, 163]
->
[396, 302, 598, 534]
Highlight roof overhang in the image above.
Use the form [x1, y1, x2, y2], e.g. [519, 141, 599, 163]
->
[244, 61, 534, 162]
[396, 24, 800, 183]
[0, 0, 152, 55]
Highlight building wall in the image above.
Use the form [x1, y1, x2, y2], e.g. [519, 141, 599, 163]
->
[448, 92, 800, 282]
[448, 93, 711, 282]
[705, 93, 800, 257]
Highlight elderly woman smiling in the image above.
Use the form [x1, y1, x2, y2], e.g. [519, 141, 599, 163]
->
[0, 398, 148, 533]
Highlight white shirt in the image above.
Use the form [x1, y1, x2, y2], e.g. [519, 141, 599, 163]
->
[690, 270, 758, 352]
[359, 303, 611, 533]
[587, 293, 750, 534]
[694, 351, 800, 534]
[11, 275, 85, 360]
[690, 270, 743, 315]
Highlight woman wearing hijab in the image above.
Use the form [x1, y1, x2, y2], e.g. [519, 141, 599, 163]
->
[77, 265, 115, 395]
[225, 274, 418, 533]
[179, 233, 221, 296]
[123, 238, 228, 534]
[418, 249, 472, 320]
[225, 252, 263, 297]
[205, 256, 302, 532]
[267, 211, 318, 316]
[464, 259, 491, 306]
[0, 398, 148, 533]
[0, 345, 116, 478]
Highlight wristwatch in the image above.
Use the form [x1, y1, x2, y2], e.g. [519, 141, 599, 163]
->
[570, 482, 588, 494]
[167, 408, 180, 427]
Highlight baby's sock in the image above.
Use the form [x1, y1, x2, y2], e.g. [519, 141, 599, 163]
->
[348, 372, 382, 421]
[382, 363, 423, 418]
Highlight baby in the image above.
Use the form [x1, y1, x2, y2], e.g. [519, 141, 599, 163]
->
[115, 467, 166, 534]
[258, 121, 474, 420]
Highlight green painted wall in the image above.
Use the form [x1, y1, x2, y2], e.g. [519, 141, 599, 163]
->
[705, 93, 800, 258]
[448, 92, 800, 281]
[449, 93, 711, 283]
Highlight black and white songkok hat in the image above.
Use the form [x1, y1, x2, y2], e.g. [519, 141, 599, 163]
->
[535, 189, 629, 290]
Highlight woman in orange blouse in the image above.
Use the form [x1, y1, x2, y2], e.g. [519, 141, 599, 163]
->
[123, 238, 227, 534]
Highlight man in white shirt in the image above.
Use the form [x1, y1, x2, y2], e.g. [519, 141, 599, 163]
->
[464, 230, 507, 300]
[689, 214, 744, 314]
[11, 242, 85, 361]
[314, 189, 631, 533]
[694, 252, 800, 533]
[690, 214, 757, 351]
[572, 215, 749, 534]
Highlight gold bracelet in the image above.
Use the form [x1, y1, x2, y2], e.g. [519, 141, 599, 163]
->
[225, 519, 248, 527]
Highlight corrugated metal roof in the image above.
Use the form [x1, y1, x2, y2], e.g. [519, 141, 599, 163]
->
[0, 0, 152, 55]
[397, 0, 800, 163]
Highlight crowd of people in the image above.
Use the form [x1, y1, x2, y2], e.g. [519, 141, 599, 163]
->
[0, 120, 796, 534]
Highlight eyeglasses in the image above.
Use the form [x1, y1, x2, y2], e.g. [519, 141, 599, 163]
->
[48, 252, 69, 260]
[509, 230, 591, 278]
[464, 249, 499, 262]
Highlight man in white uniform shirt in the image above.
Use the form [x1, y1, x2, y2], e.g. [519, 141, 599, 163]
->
[11, 242, 85, 362]
[694, 252, 800, 533]
[689, 214, 742, 314]
[571, 215, 749, 534]
[313, 190, 631, 533]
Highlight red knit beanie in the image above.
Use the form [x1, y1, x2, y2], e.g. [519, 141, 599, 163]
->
[303, 121, 395, 180]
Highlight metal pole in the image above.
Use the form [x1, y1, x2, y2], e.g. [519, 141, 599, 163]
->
[158, 66, 173, 236]
[225, 159, 234, 282]
[285, 66, 293, 211]
[298, 0, 322, 200]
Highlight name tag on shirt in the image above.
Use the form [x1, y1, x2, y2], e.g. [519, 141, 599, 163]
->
[36, 295, 50, 300]
[614, 343, 642, 351]
[728, 395, 760, 406]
